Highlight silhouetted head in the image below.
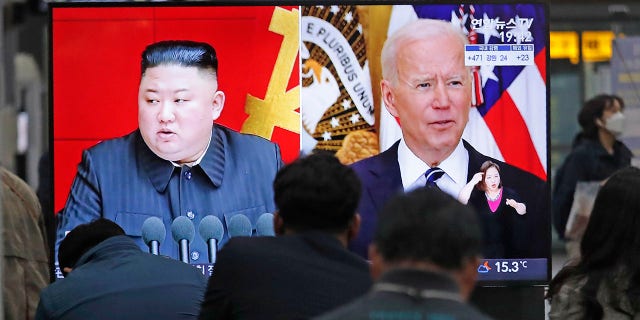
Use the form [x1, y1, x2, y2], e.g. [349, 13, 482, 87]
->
[370, 187, 482, 300]
[58, 218, 125, 276]
[373, 187, 481, 269]
[273, 152, 361, 234]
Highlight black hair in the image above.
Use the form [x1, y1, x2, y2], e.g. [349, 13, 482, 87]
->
[573, 94, 623, 147]
[548, 166, 640, 316]
[374, 187, 482, 269]
[273, 152, 361, 233]
[58, 218, 125, 275]
[611, 94, 625, 110]
[141, 40, 218, 78]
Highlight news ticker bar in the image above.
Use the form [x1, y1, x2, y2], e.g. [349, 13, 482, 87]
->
[476, 258, 547, 282]
[465, 44, 535, 66]
[59, 260, 546, 282]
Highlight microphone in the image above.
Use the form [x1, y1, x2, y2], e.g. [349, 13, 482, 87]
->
[198, 216, 224, 264]
[227, 214, 252, 238]
[256, 213, 275, 236]
[171, 216, 195, 263]
[141, 217, 166, 255]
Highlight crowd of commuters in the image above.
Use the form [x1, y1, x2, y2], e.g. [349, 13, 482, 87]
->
[1, 16, 637, 320]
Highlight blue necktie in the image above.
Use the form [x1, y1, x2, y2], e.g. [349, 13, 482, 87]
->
[425, 167, 445, 188]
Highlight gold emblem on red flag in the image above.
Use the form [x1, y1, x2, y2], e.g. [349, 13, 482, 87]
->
[242, 7, 300, 139]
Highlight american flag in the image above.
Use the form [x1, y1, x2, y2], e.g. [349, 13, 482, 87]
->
[380, 4, 548, 181]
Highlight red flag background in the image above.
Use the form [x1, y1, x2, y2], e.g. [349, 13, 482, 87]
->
[52, 5, 301, 213]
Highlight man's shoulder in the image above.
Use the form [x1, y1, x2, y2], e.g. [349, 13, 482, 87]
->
[143, 253, 208, 280]
[214, 237, 282, 272]
[1, 166, 38, 204]
[86, 130, 138, 155]
[217, 125, 276, 147]
[315, 295, 493, 320]
[219, 236, 277, 256]
[350, 142, 399, 173]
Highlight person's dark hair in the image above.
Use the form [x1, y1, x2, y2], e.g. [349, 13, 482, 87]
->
[273, 152, 361, 233]
[611, 94, 625, 110]
[548, 166, 640, 316]
[476, 160, 501, 191]
[573, 94, 622, 146]
[374, 187, 482, 269]
[141, 40, 218, 79]
[58, 218, 125, 275]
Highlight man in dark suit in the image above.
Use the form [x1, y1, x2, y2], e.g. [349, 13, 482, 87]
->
[350, 19, 548, 260]
[37, 219, 207, 320]
[198, 153, 372, 320]
[56, 41, 282, 272]
[316, 188, 493, 320]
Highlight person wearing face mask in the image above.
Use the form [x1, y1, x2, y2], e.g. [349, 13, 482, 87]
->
[552, 94, 633, 247]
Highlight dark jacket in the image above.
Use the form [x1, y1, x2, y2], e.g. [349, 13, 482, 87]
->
[199, 232, 372, 320]
[350, 140, 549, 259]
[552, 139, 632, 238]
[56, 125, 282, 272]
[314, 269, 494, 320]
[36, 236, 208, 320]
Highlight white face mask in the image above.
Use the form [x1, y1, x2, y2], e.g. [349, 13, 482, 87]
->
[604, 111, 625, 137]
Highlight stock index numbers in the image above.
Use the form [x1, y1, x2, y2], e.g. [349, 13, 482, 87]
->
[465, 44, 535, 67]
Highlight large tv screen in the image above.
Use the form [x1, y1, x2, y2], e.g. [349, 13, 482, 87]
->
[51, 2, 550, 286]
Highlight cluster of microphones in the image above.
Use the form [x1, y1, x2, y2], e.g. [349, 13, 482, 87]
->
[140, 213, 275, 265]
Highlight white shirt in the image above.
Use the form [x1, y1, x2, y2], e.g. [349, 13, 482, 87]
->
[398, 138, 469, 199]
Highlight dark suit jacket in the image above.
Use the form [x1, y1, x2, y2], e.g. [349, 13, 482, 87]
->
[36, 236, 207, 320]
[56, 125, 282, 270]
[199, 232, 372, 320]
[350, 140, 549, 260]
[314, 269, 494, 320]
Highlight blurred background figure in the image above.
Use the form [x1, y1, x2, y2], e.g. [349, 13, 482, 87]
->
[36, 218, 207, 320]
[1, 165, 49, 319]
[553, 94, 633, 258]
[547, 166, 640, 319]
[36, 150, 55, 282]
[316, 187, 492, 320]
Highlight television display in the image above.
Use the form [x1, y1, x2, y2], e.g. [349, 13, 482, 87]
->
[51, 2, 549, 285]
